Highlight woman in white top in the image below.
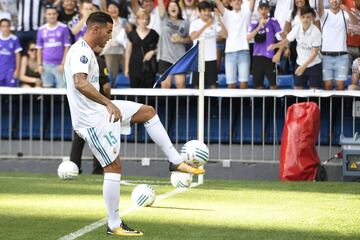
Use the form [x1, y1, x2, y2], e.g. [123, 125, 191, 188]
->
[101, 2, 128, 87]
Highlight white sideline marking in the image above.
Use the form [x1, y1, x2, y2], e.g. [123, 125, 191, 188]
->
[58, 183, 200, 240]
[0, 176, 169, 185]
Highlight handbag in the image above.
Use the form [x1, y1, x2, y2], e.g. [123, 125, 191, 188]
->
[254, 27, 267, 43]
[254, 20, 269, 43]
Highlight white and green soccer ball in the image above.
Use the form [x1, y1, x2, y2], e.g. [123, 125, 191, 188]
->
[180, 140, 209, 167]
[131, 184, 156, 207]
[57, 160, 79, 180]
[170, 171, 193, 188]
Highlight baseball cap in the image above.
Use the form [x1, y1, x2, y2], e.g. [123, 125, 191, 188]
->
[258, 0, 270, 8]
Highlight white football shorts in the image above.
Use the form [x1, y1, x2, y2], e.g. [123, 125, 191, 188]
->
[76, 100, 142, 167]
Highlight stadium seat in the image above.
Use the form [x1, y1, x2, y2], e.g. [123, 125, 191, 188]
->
[114, 73, 131, 88]
[277, 75, 294, 89]
[216, 73, 227, 88]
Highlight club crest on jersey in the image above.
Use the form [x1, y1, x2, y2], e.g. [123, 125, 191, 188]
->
[80, 55, 88, 64]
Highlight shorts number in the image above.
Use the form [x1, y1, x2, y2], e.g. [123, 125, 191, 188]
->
[104, 131, 117, 147]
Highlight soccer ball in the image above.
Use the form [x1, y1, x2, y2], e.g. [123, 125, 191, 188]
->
[170, 171, 193, 188]
[57, 160, 79, 180]
[131, 184, 156, 207]
[180, 140, 209, 167]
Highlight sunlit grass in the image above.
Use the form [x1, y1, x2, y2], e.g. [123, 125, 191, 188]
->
[0, 173, 359, 240]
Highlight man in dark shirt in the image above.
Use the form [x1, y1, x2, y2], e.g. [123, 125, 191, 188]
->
[69, 46, 111, 174]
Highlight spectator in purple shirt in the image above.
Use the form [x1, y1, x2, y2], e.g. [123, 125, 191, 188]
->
[36, 4, 71, 88]
[247, 0, 284, 89]
[0, 18, 22, 87]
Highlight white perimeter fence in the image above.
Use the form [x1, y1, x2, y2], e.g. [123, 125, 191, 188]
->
[1, 88, 360, 163]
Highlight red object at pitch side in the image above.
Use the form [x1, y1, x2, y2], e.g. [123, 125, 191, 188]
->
[280, 102, 320, 181]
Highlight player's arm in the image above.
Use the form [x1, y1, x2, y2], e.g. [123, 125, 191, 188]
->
[73, 73, 122, 122]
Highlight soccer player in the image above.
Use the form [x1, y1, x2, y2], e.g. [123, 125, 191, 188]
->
[0, 18, 22, 87]
[64, 12, 205, 237]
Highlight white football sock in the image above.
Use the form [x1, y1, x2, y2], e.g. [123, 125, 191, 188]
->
[144, 114, 182, 164]
[103, 173, 122, 230]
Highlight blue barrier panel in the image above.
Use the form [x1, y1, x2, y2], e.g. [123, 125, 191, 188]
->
[204, 97, 231, 143]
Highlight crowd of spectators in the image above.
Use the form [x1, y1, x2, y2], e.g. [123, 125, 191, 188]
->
[1, 0, 360, 90]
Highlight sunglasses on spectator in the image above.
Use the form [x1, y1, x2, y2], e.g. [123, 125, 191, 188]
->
[29, 48, 36, 52]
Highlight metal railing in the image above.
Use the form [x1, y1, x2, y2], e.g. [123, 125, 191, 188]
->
[1, 88, 360, 163]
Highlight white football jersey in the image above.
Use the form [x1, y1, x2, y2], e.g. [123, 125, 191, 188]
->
[64, 39, 107, 130]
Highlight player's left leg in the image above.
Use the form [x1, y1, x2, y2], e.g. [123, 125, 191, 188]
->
[130, 105, 205, 175]
[103, 157, 143, 236]
[77, 127, 143, 236]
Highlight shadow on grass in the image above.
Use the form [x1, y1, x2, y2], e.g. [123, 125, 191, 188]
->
[2, 214, 356, 240]
[150, 206, 214, 211]
[199, 179, 360, 195]
[79, 218, 358, 240]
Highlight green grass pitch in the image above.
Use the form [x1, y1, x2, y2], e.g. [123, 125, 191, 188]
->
[0, 172, 359, 240]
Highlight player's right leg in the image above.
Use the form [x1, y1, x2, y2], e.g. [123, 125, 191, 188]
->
[128, 104, 205, 175]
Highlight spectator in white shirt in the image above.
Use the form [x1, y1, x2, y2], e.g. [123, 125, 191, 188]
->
[269, 6, 322, 89]
[283, 0, 320, 73]
[215, 0, 255, 89]
[190, 1, 227, 88]
[319, 0, 356, 90]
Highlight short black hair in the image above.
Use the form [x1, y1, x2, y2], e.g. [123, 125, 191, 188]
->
[300, 5, 316, 17]
[198, 1, 213, 11]
[45, 3, 57, 10]
[86, 12, 113, 28]
[107, 1, 120, 9]
[0, 18, 11, 26]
